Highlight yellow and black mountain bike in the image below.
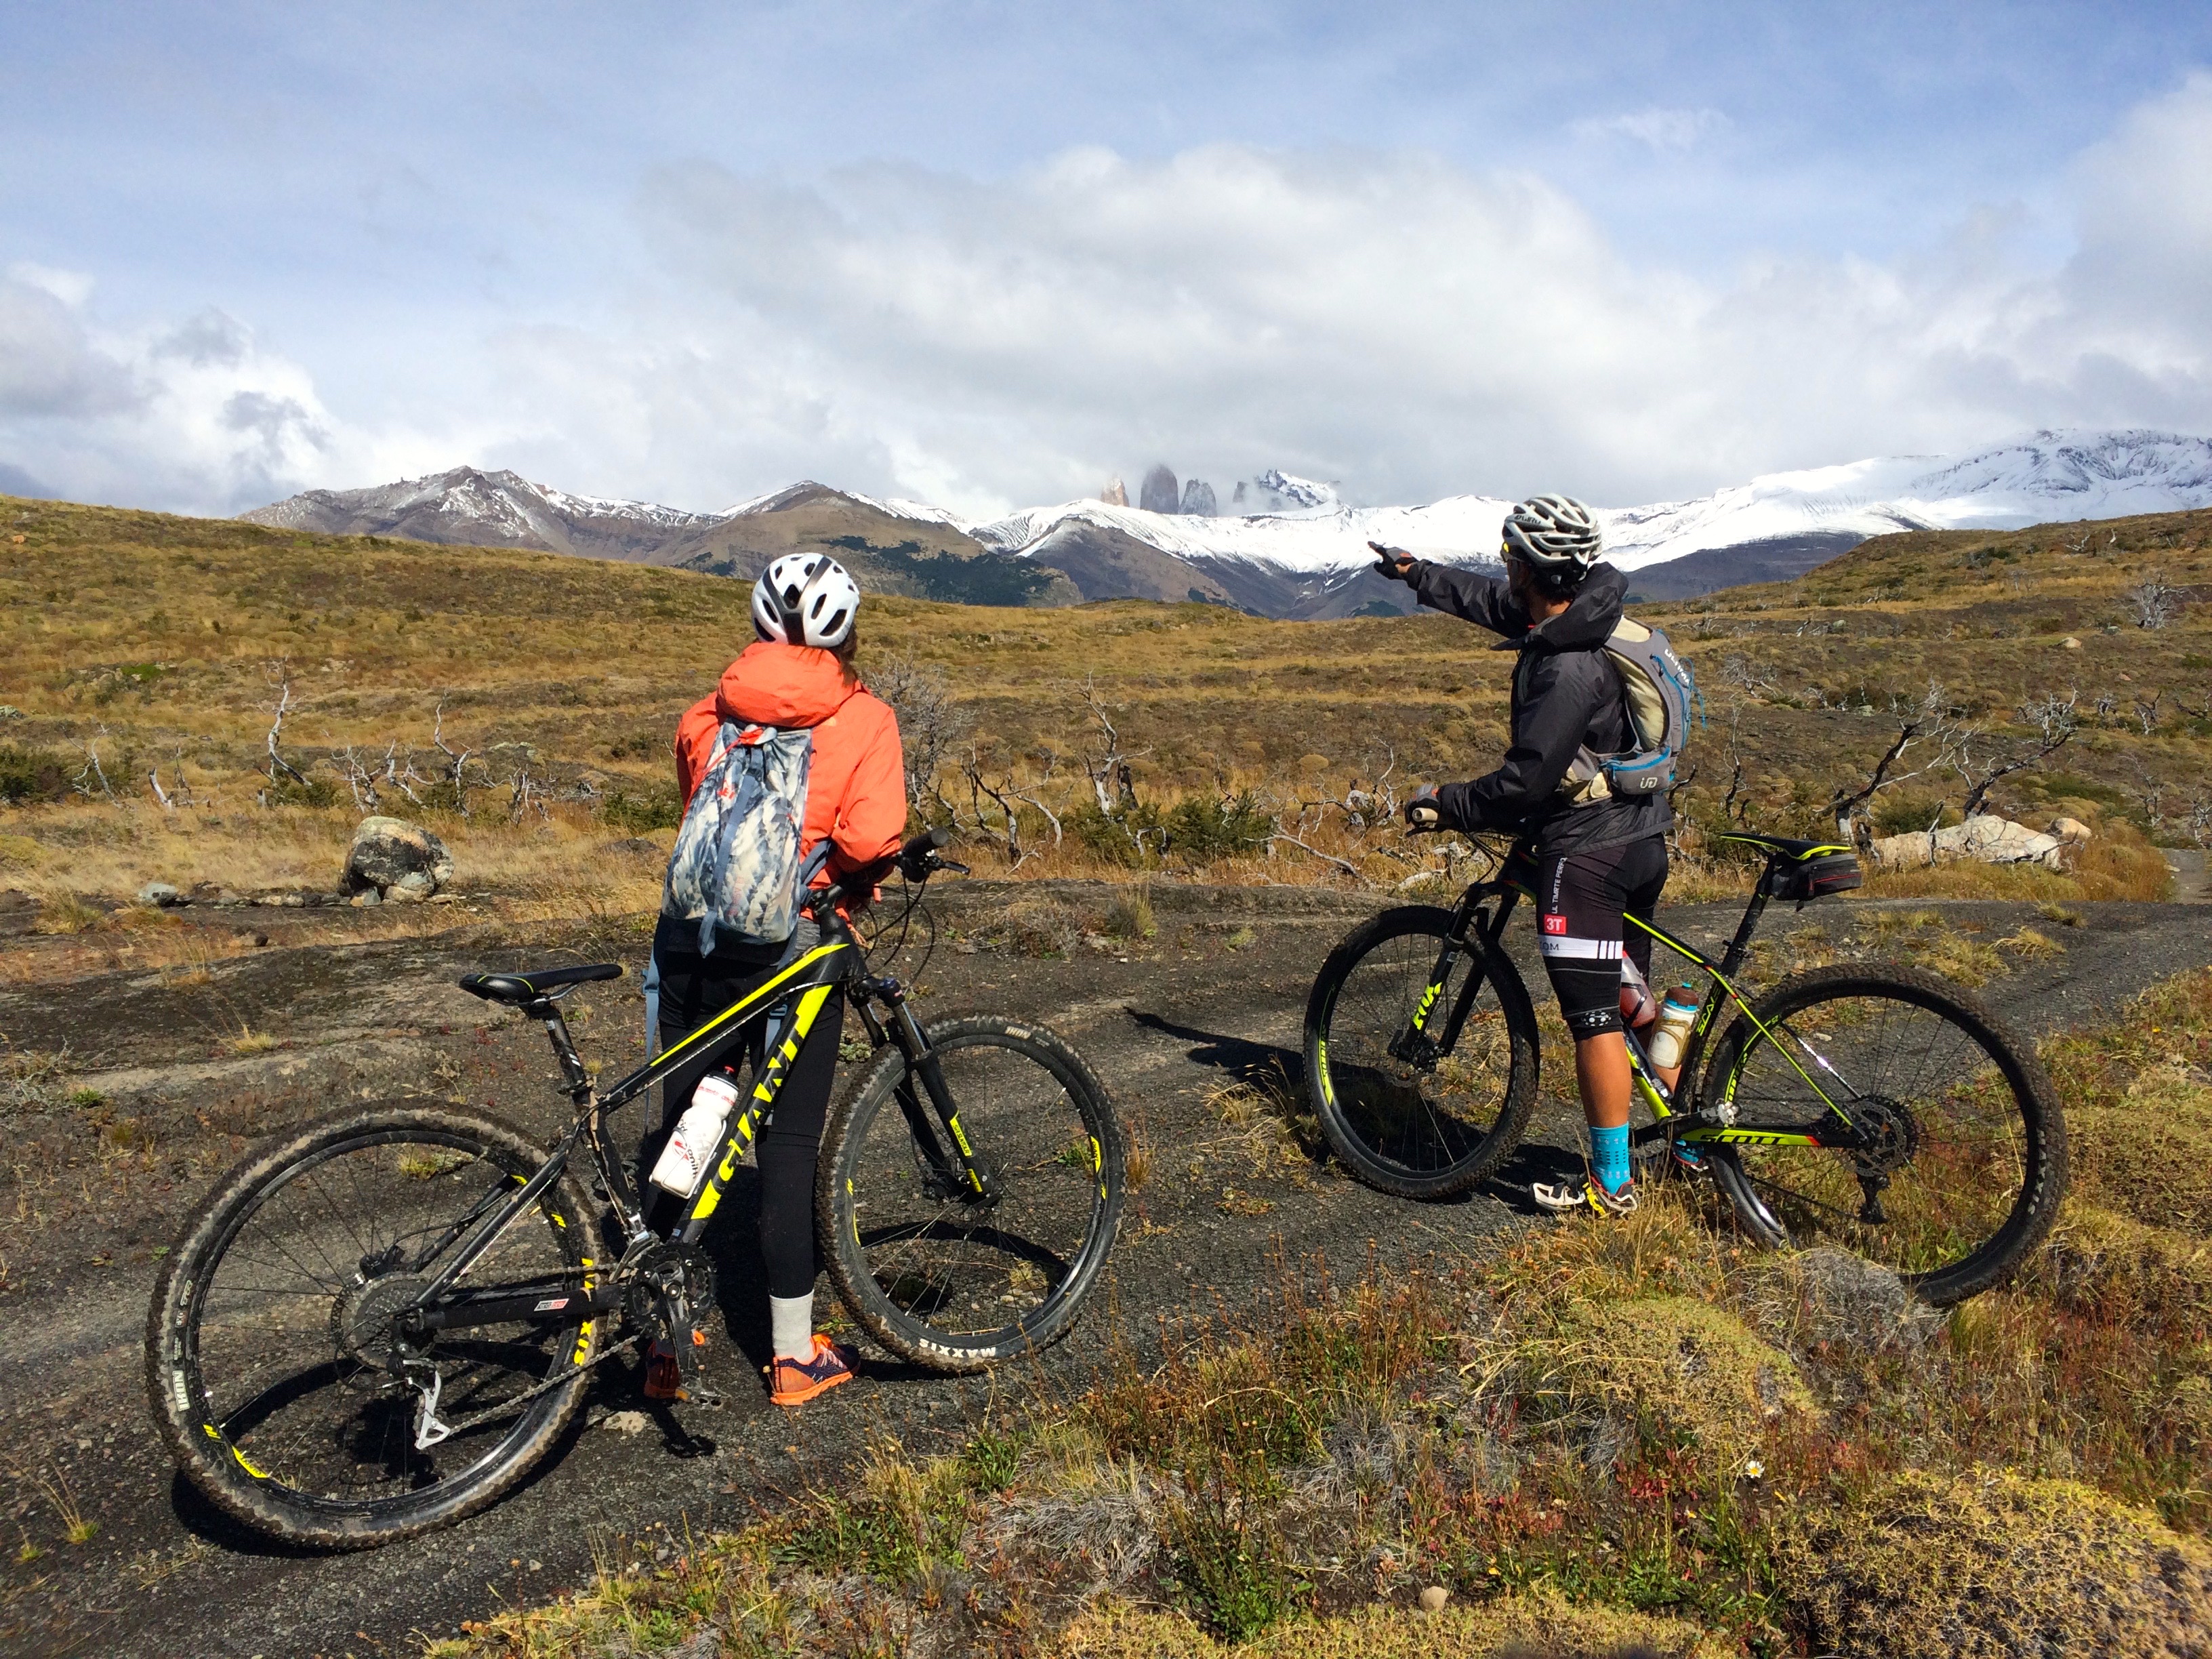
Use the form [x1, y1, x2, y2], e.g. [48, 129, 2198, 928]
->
[1303, 831, 2066, 1303]
[146, 830, 1124, 1548]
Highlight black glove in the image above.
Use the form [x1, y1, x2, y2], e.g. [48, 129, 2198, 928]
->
[1404, 785, 1446, 832]
[1368, 541, 1417, 583]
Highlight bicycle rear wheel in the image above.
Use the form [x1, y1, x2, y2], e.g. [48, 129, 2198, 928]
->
[145, 1105, 598, 1548]
[1303, 905, 1539, 1198]
[1698, 964, 2066, 1304]
[819, 1016, 1124, 1371]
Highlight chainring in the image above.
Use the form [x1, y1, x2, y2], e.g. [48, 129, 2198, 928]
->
[622, 1240, 718, 1340]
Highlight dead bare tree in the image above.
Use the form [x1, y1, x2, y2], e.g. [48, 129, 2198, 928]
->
[72, 726, 119, 804]
[333, 741, 434, 813]
[1954, 689, 2078, 819]
[872, 655, 968, 819]
[2126, 578, 2183, 630]
[2132, 689, 2166, 735]
[1078, 678, 1147, 815]
[430, 695, 476, 818]
[262, 663, 309, 788]
[147, 747, 192, 811]
[1826, 682, 1959, 845]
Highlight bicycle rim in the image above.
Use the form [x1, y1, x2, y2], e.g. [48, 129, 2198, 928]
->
[1706, 968, 2060, 1297]
[825, 1019, 1122, 1369]
[169, 1118, 588, 1531]
[1306, 909, 1535, 1197]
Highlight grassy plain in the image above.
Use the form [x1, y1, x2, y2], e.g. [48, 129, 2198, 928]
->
[0, 494, 2205, 912]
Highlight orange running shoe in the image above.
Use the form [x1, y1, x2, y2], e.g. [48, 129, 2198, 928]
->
[769, 1334, 859, 1407]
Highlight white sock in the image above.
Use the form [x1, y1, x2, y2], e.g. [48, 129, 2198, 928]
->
[770, 1292, 815, 1360]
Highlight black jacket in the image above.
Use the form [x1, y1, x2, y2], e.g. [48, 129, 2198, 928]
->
[1408, 560, 1670, 857]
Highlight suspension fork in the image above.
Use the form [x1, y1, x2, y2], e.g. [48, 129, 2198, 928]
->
[1393, 885, 1517, 1067]
[856, 977, 1001, 1204]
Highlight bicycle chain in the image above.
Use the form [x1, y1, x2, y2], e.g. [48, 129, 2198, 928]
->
[421, 1329, 645, 1439]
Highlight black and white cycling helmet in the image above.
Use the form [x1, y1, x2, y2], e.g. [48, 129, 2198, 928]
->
[1500, 494, 1602, 578]
[752, 553, 860, 649]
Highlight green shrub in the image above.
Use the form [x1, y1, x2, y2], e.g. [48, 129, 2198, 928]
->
[1870, 789, 1959, 837]
[603, 787, 682, 833]
[0, 745, 68, 805]
[1163, 792, 1271, 859]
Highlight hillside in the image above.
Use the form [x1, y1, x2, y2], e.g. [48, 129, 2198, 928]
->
[0, 492, 2205, 908]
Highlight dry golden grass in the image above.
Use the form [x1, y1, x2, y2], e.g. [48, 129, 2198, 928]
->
[2, 493, 2205, 902]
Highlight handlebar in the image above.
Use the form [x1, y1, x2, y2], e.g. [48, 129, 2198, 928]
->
[804, 827, 965, 924]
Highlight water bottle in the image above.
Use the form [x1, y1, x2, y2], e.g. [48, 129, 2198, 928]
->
[1618, 958, 1656, 1029]
[649, 1072, 741, 1197]
[1646, 985, 1700, 1071]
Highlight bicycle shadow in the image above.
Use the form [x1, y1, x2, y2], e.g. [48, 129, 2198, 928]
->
[1124, 1007, 1584, 1214]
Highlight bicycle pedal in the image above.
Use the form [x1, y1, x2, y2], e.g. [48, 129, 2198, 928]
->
[684, 1385, 726, 1410]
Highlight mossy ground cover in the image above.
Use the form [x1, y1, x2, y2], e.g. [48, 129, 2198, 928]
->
[428, 969, 2212, 1657]
[0, 494, 2199, 911]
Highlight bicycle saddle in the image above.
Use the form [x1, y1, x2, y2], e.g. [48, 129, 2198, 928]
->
[458, 963, 623, 1005]
[1711, 832, 1849, 861]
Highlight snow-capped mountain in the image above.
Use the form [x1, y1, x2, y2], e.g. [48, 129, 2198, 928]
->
[241, 429, 2212, 614]
[241, 466, 723, 562]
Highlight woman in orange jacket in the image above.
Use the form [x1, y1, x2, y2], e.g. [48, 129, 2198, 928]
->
[647, 553, 906, 1406]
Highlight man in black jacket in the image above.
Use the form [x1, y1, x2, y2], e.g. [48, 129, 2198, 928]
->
[1374, 494, 1677, 1216]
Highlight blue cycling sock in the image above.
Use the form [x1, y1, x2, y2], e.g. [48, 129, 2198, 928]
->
[1590, 1123, 1632, 1195]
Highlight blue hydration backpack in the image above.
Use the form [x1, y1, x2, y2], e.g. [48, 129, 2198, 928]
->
[1551, 617, 1700, 804]
[662, 720, 815, 953]
[1593, 617, 1698, 797]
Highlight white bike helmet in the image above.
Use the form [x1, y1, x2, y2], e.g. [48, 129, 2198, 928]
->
[1500, 494, 1603, 579]
[752, 553, 860, 649]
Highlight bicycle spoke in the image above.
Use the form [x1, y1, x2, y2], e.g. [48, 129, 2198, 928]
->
[832, 1021, 1120, 1363]
[1717, 983, 2042, 1282]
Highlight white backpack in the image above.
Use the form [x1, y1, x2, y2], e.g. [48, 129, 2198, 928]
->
[661, 720, 815, 952]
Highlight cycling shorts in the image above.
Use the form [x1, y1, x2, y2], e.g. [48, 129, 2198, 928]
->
[1535, 835, 1668, 1039]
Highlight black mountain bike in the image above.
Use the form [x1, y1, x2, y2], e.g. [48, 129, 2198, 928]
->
[146, 830, 1125, 1549]
[1303, 831, 2066, 1304]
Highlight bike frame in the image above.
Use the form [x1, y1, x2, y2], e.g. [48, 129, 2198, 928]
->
[1406, 846, 1874, 1159]
[401, 897, 994, 1341]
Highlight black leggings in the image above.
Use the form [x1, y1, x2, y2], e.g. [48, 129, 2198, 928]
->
[646, 942, 843, 1300]
[1534, 834, 1669, 1039]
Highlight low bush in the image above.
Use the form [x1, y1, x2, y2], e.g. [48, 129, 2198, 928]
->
[0, 744, 68, 805]
[602, 785, 682, 833]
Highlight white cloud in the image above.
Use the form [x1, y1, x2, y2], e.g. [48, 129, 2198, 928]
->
[5, 77, 2212, 518]
[1570, 106, 1732, 154]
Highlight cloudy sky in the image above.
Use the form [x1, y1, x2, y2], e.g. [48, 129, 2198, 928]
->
[3, 1, 2210, 518]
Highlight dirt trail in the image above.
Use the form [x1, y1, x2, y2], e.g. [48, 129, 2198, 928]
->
[2, 884, 2207, 1659]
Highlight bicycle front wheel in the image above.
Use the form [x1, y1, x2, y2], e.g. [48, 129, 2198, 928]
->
[819, 1016, 1124, 1372]
[1303, 905, 1540, 1199]
[145, 1105, 598, 1548]
[1698, 964, 2066, 1304]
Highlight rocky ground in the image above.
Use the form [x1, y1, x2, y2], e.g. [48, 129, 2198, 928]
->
[2, 880, 2209, 1659]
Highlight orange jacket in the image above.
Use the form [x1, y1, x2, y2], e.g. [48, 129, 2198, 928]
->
[673, 642, 907, 886]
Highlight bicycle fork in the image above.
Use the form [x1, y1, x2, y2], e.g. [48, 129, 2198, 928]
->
[854, 976, 1002, 1205]
[1392, 891, 1516, 1071]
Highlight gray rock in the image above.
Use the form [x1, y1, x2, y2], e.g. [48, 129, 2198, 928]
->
[136, 882, 185, 907]
[1139, 464, 1180, 514]
[1180, 478, 1217, 516]
[342, 816, 453, 899]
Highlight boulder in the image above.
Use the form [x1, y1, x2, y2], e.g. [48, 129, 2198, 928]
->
[342, 816, 454, 901]
[136, 881, 186, 907]
[1139, 463, 1180, 514]
[1868, 814, 2066, 873]
[2049, 815, 2093, 842]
